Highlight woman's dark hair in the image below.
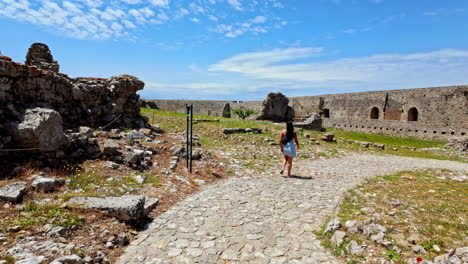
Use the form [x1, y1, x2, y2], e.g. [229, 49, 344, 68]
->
[282, 121, 295, 144]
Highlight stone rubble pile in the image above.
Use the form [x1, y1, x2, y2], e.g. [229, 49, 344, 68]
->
[222, 127, 263, 134]
[0, 43, 149, 161]
[324, 218, 468, 264]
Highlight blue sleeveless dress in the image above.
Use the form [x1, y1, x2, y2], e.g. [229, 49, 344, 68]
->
[283, 139, 297, 158]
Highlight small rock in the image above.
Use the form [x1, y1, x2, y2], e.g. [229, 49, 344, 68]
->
[347, 240, 364, 255]
[133, 175, 145, 184]
[371, 232, 385, 242]
[345, 220, 362, 233]
[411, 245, 427, 254]
[102, 139, 120, 155]
[47, 226, 68, 238]
[79, 126, 93, 136]
[50, 254, 83, 264]
[104, 161, 119, 169]
[0, 181, 27, 203]
[325, 218, 341, 233]
[331, 230, 346, 247]
[31, 177, 63, 193]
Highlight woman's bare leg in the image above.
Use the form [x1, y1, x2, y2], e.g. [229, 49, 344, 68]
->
[281, 156, 287, 173]
[287, 157, 293, 177]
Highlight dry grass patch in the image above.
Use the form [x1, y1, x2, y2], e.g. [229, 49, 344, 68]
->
[316, 169, 467, 264]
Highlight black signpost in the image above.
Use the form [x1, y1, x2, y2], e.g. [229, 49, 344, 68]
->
[186, 104, 193, 173]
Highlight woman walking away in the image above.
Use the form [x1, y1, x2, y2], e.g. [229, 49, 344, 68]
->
[280, 121, 300, 177]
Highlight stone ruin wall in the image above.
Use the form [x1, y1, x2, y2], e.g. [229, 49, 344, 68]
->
[0, 43, 148, 154]
[147, 99, 263, 117]
[290, 86, 467, 140]
[150, 85, 468, 141]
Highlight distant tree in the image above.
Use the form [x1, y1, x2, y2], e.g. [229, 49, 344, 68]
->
[232, 109, 257, 119]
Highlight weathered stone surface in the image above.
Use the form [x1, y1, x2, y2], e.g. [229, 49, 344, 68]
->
[68, 195, 145, 221]
[102, 139, 120, 155]
[257, 92, 294, 122]
[331, 231, 346, 247]
[144, 198, 159, 215]
[446, 137, 468, 153]
[347, 240, 364, 255]
[294, 115, 322, 131]
[325, 218, 341, 233]
[8, 108, 66, 151]
[0, 182, 27, 203]
[50, 254, 83, 264]
[15, 255, 46, 264]
[31, 177, 62, 193]
[25, 43, 60, 72]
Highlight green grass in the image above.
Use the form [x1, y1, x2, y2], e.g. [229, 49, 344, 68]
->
[15, 203, 84, 228]
[316, 169, 468, 263]
[327, 128, 445, 149]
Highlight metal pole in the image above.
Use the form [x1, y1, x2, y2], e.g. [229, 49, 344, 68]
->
[189, 104, 193, 173]
[186, 104, 189, 169]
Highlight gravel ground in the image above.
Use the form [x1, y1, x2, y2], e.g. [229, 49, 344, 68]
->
[117, 153, 468, 264]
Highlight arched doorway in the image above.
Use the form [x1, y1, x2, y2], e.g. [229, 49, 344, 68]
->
[323, 108, 330, 118]
[407, 107, 418, 121]
[370, 107, 379, 119]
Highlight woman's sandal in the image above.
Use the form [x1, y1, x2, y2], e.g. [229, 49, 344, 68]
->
[280, 170, 284, 175]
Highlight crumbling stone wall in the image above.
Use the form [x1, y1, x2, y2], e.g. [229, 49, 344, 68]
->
[0, 43, 148, 152]
[146, 99, 263, 117]
[152, 85, 467, 140]
[289, 86, 468, 140]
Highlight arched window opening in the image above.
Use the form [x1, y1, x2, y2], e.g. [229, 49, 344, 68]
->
[370, 107, 379, 119]
[323, 108, 330, 118]
[408, 107, 418, 121]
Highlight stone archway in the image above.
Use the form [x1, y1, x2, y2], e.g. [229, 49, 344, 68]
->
[370, 107, 379, 119]
[222, 103, 231, 118]
[407, 107, 418, 121]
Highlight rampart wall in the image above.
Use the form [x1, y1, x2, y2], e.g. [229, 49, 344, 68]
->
[146, 85, 468, 140]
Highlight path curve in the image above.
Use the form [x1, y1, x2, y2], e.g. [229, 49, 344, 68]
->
[117, 154, 467, 264]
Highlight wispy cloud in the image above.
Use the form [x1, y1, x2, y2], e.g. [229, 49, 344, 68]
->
[0, 0, 286, 40]
[212, 15, 280, 38]
[207, 47, 468, 93]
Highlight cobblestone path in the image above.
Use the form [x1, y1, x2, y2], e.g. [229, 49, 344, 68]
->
[117, 154, 467, 264]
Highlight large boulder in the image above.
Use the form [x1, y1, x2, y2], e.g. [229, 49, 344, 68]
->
[25, 43, 60, 73]
[257, 92, 295, 122]
[8, 108, 66, 151]
[68, 195, 146, 221]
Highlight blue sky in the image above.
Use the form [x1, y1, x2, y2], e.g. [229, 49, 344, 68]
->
[1, 0, 468, 100]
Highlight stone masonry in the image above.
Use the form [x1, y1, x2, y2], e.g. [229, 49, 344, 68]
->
[147, 85, 468, 140]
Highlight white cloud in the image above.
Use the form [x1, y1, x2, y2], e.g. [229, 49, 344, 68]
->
[150, 0, 169, 8]
[251, 15, 266, 24]
[146, 81, 237, 95]
[226, 0, 242, 11]
[0, 0, 287, 40]
[121, 0, 141, 4]
[212, 15, 272, 38]
[208, 47, 468, 89]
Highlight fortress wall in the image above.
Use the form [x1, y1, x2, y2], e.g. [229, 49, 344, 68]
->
[147, 99, 263, 116]
[147, 85, 468, 140]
